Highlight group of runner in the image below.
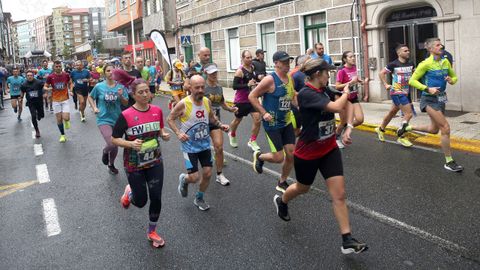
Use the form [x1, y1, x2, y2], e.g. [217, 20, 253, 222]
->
[3, 36, 463, 251]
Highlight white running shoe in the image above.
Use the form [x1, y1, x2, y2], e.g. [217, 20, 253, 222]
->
[215, 173, 230, 186]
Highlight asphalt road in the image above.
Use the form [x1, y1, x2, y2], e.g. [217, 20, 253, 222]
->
[1, 96, 479, 269]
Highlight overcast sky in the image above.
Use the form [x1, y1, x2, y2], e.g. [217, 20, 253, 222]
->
[3, 0, 105, 22]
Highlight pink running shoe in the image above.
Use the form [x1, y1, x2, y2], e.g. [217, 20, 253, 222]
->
[120, 185, 131, 209]
[147, 231, 165, 248]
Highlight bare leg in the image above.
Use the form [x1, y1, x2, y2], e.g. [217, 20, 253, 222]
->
[326, 176, 351, 234]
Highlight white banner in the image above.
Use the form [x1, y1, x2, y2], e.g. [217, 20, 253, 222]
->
[150, 30, 172, 68]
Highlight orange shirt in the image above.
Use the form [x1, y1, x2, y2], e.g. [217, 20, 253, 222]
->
[46, 72, 70, 102]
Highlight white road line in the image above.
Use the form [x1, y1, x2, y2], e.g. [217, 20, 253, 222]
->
[383, 139, 440, 153]
[221, 149, 469, 256]
[30, 122, 34, 128]
[34, 144, 44, 156]
[36, 164, 50, 184]
[31, 131, 36, 139]
[42, 198, 61, 237]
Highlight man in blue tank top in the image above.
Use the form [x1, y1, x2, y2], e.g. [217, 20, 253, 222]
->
[249, 51, 296, 193]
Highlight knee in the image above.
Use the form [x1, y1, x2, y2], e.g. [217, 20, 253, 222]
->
[331, 189, 347, 204]
[355, 115, 364, 125]
[440, 123, 450, 135]
[132, 196, 147, 208]
[284, 151, 294, 163]
[295, 183, 310, 194]
[188, 172, 200, 183]
[272, 152, 285, 163]
[214, 144, 223, 154]
[203, 168, 212, 179]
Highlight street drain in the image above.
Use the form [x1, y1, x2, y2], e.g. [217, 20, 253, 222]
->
[460, 121, 478, 125]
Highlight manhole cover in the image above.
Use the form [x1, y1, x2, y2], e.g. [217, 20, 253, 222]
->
[460, 121, 478, 125]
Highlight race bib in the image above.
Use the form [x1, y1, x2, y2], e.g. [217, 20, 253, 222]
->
[279, 96, 291, 111]
[137, 139, 161, 167]
[438, 93, 448, 104]
[318, 119, 335, 140]
[104, 92, 118, 103]
[76, 79, 84, 84]
[29, 90, 39, 98]
[192, 124, 209, 141]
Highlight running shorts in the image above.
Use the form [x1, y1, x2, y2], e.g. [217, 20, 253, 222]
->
[172, 89, 185, 97]
[420, 94, 446, 114]
[74, 87, 89, 97]
[265, 124, 296, 153]
[234, 102, 256, 118]
[294, 147, 343, 185]
[53, 100, 70, 114]
[183, 149, 213, 174]
[149, 85, 155, 94]
[208, 108, 221, 131]
[391, 94, 410, 106]
[10, 95, 21, 99]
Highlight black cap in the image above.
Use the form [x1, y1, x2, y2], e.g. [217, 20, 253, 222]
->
[272, 51, 294, 62]
[255, 49, 266, 55]
[303, 59, 336, 76]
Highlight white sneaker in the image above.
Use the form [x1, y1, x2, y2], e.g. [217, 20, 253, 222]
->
[215, 173, 230, 186]
[247, 139, 261, 152]
[336, 138, 345, 149]
[229, 133, 238, 148]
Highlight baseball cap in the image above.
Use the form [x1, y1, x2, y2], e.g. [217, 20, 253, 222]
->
[272, 51, 294, 62]
[255, 49, 266, 55]
[204, 63, 218, 74]
[174, 61, 183, 69]
[303, 59, 336, 76]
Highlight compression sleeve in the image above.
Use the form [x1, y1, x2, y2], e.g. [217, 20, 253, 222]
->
[408, 62, 428, 91]
[232, 76, 248, 90]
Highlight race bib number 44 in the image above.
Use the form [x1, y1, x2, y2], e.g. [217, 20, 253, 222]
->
[137, 139, 161, 166]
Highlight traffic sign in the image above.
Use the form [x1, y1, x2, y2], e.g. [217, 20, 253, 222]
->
[181, 35, 191, 46]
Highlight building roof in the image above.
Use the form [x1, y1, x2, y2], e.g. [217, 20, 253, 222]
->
[62, 8, 89, 15]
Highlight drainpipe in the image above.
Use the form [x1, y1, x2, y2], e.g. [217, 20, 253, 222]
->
[360, 0, 370, 102]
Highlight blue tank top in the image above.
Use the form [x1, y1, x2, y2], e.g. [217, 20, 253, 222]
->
[262, 72, 294, 130]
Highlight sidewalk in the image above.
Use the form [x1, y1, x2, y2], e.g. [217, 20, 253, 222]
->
[159, 83, 480, 154]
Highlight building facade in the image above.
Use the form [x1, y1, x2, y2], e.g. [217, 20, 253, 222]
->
[15, 20, 30, 59]
[142, 0, 176, 62]
[33, 16, 48, 51]
[52, 6, 69, 58]
[176, 0, 361, 87]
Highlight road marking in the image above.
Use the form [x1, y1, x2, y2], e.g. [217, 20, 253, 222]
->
[32, 131, 36, 139]
[0, 180, 37, 198]
[221, 149, 470, 258]
[42, 198, 61, 237]
[34, 144, 44, 156]
[383, 139, 440, 153]
[36, 164, 50, 184]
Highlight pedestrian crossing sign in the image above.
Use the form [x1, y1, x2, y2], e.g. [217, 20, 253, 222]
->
[181, 35, 191, 46]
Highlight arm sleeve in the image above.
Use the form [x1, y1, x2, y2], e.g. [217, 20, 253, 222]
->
[385, 63, 394, 73]
[408, 62, 428, 91]
[112, 114, 128, 138]
[447, 61, 458, 84]
[232, 76, 248, 90]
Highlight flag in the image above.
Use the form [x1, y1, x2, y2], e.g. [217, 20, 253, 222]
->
[150, 30, 172, 68]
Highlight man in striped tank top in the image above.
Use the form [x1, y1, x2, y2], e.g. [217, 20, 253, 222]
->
[168, 75, 229, 211]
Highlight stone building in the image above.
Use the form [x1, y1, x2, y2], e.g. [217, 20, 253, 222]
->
[176, 0, 361, 87]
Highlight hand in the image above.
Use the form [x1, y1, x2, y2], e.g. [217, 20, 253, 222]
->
[117, 88, 123, 96]
[248, 79, 256, 87]
[350, 76, 359, 84]
[343, 84, 351, 95]
[230, 106, 238, 113]
[177, 132, 189, 142]
[427, 87, 440, 95]
[445, 76, 453, 84]
[342, 127, 353, 146]
[69, 91, 74, 97]
[220, 124, 230, 132]
[130, 139, 143, 151]
[384, 84, 392, 90]
[362, 95, 369, 102]
[93, 107, 99, 114]
[161, 132, 171, 141]
[263, 112, 273, 122]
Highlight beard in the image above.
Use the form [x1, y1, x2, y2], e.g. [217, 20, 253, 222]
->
[194, 93, 204, 101]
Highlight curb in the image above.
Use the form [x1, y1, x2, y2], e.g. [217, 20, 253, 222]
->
[158, 88, 480, 154]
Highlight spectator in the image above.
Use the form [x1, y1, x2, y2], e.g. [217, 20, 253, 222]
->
[311, 42, 333, 64]
[252, 49, 267, 80]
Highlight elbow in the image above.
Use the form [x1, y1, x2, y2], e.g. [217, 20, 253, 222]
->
[111, 137, 120, 146]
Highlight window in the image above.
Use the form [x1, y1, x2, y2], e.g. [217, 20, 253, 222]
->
[227, 28, 240, 70]
[145, 0, 151, 16]
[155, 0, 161, 12]
[73, 23, 80, 28]
[203, 33, 212, 63]
[73, 15, 80, 21]
[74, 31, 81, 35]
[130, 0, 136, 4]
[108, 0, 116, 16]
[120, 0, 127, 10]
[75, 38, 82, 42]
[260, 22, 276, 69]
[93, 20, 99, 26]
[304, 13, 327, 52]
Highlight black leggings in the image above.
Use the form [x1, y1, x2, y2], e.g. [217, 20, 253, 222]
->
[126, 164, 164, 222]
[28, 102, 44, 131]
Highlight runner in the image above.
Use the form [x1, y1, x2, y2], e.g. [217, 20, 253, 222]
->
[376, 44, 415, 147]
[183, 47, 211, 95]
[137, 57, 151, 83]
[37, 60, 52, 112]
[408, 38, 463, 172]
[154, 60, 163, 95]
[120, 52, 141, 109]
[89, 63, 101, 94]
[5, 67, 26, 121]
[88, 64, 129, 174]
[252, 49, 267, 80]
[146, 59, 157, 96]
[249, 51, 296, 193]
[228, 50, 262, 151]
[335, 51, 366, 148]
[204, 63, 237, 186]
[165, 60, 186, 109]
[44, 60, 72, 143]
[290, 54, 310, 136]
[111, 77, 171, 248]
[273, 58, 368, 254]
[20, 70, 45, 138]
[167, 75, 229, 211]
[70, 60, 91, 122]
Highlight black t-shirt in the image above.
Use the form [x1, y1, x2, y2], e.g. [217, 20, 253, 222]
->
[126, 68, 142, 79]
[20, 79, 44, 104]
[252, 59, 266, 78]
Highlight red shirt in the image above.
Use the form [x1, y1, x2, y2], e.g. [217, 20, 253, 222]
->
[46, 72, 70, 102]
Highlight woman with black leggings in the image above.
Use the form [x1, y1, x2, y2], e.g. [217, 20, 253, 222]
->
[112, 72, 170, 248]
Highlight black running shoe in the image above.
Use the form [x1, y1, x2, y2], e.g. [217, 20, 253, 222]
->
[253, 151, 264, 174]
[102, 152, 109, 165]
[108, 164, 119, 175]
[341, 238, 368, 254]
[276, 181, 289, 193]
[273, 194, 290, 221]
[444, 160, 464, 172]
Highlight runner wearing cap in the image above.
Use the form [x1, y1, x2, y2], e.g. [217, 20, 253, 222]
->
[165, 60, 187, 108]
[290, 54, 311, 136]
[250, 51, 296, 193]
[204, 63, 238, 186]
[252, 49, 267, 81]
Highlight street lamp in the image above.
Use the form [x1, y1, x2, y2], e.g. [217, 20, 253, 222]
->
[121, 0, 136, 59]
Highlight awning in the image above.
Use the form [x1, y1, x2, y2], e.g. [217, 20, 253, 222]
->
[24, 50, 52, 58]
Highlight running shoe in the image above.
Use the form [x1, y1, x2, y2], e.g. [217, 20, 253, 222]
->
[102, 152, 109, 165]
[50, 107, 53, 112]
[35, 131, 41, 138]
[59, 135, 66, 143]
[375, 127, 385, 142]
[178, 173, 188, 197]
[341, 238, 368, 254]
[215, 173, 230, 186]
[13, 107, 17, 113]
[108, 164, 119, 175]
[17, 115, 22, 122]
[336, 134, 345, 149]
[276, 181, 289, 193]
[229, 133, 238, 148]
[147, 231, 165, 248]
[74, 103, 78, 110]
[80, 116, 86, 122]
[253, 151, 264, 174]
[444, 160, 464, 172]
[120, 184, 131, 209]
[396, 124, 412, 138]
[247, 139, 260, 152]
[397, 137, 413, 147]
[64, 120, 71, 130]
[273, 194, 290, 221]
[194, 197, 210, 211]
